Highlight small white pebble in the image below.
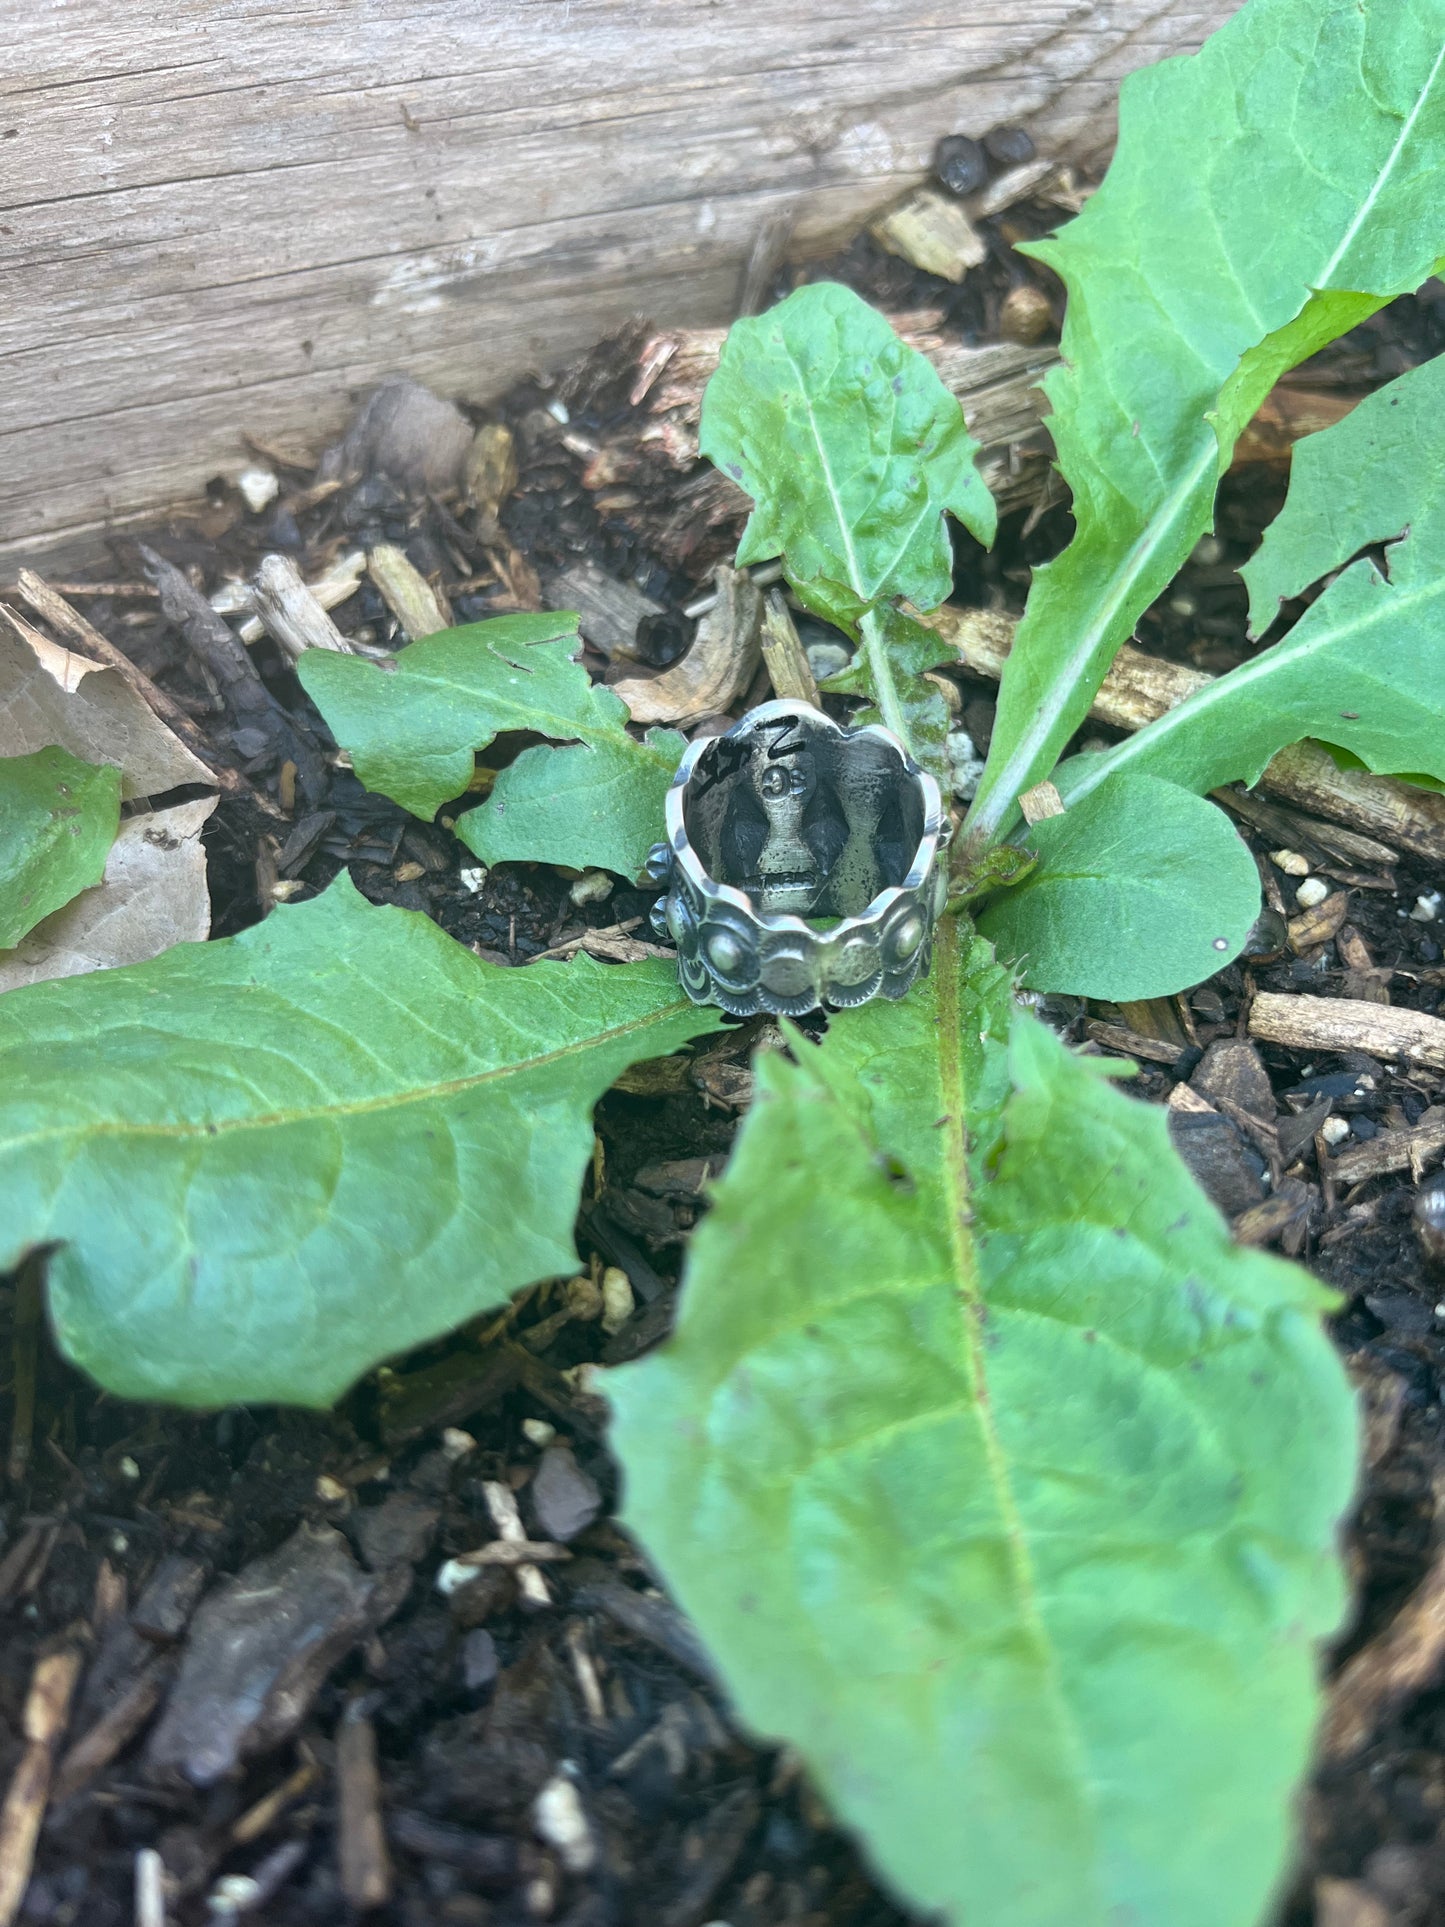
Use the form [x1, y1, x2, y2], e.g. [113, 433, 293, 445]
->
[458, 865, 487, 894]
[1191, 534, 1225, 567]
[269, 878, 305, 903]
[109, 1532, 129, 1556]
[209, 1873, 260, 1915]
[600, 1266, 634, 1336]
[440, 1426, 476, 1462]
[1320, 1116, 1350, 1146]
[435, 1556, 486, 1598]
[804, 640, 851, 682]
[1434, 1302, 1445, 1321]
[1410, 892, 1442, 922]
[946, 728, 985, 804]
[545, 397, 571, 424]
[118, 1455, 140, 1480]
[569, 869, 612, 907]
[236, 465, 279, 514]
[533, 1770, 596, 1873]
[1356, 1075, 1377, 1093]
[1295, 877, 1330, 909]
[314, 1473, 348, 1503]
[1270, 849, 1311, 877]
[1168, 593, 1196, 617]
[522, 1418, 557, 1447]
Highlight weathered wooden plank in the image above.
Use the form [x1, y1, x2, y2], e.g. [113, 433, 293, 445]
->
[1, 1, 1238, 568]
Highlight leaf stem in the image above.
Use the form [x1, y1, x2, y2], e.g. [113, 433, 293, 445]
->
[858, 606, 911, 751]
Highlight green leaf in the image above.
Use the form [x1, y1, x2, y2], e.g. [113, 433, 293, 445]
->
[700, 280, 995, 751]
[0, 872, 721, 1407]
[298, 617, 683, 877]
[966, 0, 1445, 844]
[1243, 348, 1445, 631]
[1056, 356, 1445, 813]
[610, 917, 1356, 1927]
[978, 775, 1261, 999]
[819, 607, 955, 779]
[0, 746, 121, 950]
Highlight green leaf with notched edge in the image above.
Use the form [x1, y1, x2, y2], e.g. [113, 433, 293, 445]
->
[978, 775, 1261, 1000]
[609, 917, 1357, 1927]
[700, 281, 995, 757]
[819, 607, 955, 779]
[966, 0, 1445, 846]
[0, 872, 722, 1408]
[1054, 356, 1445, 816]
[298, 617, 683, 878]
[0, 746, 120, 950]
[1243, 349, 1445, 632]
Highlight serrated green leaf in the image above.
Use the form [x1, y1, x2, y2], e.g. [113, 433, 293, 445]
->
[610, 916, 1356, 1927]
[298, 617, 682, 877]
[1056, 356, 1445, 814]
[978, 775, 1261, 999]
[700, 281, 995, 753]
[0, 746, 121, 950]
[1243, 349, 1445, 631]
[967, 0, 1445, 845]
[0, 872, 720, 1407]
[820, 607, 955, 779]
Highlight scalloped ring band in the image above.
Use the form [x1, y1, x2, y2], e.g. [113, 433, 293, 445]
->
[646, 700, 948, 1018]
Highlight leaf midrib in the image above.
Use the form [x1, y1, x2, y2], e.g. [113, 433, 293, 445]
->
[0, 993, 696, 1153]
[933, 917, 1105, 1893]
[967, 35, 1445, 844]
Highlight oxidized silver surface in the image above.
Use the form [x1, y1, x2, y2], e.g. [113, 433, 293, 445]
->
[647, 700, 947, 1017]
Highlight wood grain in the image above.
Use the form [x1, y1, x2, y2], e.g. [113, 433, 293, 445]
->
[2, 0, 1238, 569]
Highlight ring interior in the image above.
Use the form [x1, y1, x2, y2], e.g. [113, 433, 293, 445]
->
[682, 712, 925, 918]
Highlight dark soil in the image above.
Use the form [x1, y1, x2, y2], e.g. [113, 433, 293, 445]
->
[5, 147, 1445, 1927]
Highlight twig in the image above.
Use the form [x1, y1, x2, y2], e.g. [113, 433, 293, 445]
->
[482, 1480, 550, 1609]
[1326, 1109, 1445, 1185]
[1249, 992, 1445, 1072]
[0, 1647, 83, 1927]
[336, 1703, 392, 1910]
[134, 1849, 167, 1927]
[249, 554, 354, 660]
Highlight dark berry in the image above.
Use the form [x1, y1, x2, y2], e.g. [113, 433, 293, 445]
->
[984, 124, 1036, 166]
[934, 134, 988, 197]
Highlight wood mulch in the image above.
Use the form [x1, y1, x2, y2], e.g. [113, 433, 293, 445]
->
[3, 151, 1445, 1927]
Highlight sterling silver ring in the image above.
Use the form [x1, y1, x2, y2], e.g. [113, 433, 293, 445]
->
[646, 700, 947, 1017]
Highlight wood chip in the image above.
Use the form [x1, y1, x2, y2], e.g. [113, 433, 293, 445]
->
[1327, 1109, 1445, 1185]
[1231, 1179, 1313, 1248]
[366, 543, 452, 641]
[51, 1657, 172, 1805]
[228, 548, 366, 645]
[1323, 1541, 1445, 1759]
[250, 553, 354, 660]
[758, 589, 819, 707]
[0, 1647, 82, 1927]
[543, 559, 661, 659]
[464, 423, 519, 524]
[614, 564, 761, 726]
[870, 186, 987, 282]
[1018, 779, 1064, 824]
[1287, 889, 1350, 954]
[1083, 1020, 1189, 1067]
[337, 1704, 392, 1910]
[1249, 992, 1445, 1072]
